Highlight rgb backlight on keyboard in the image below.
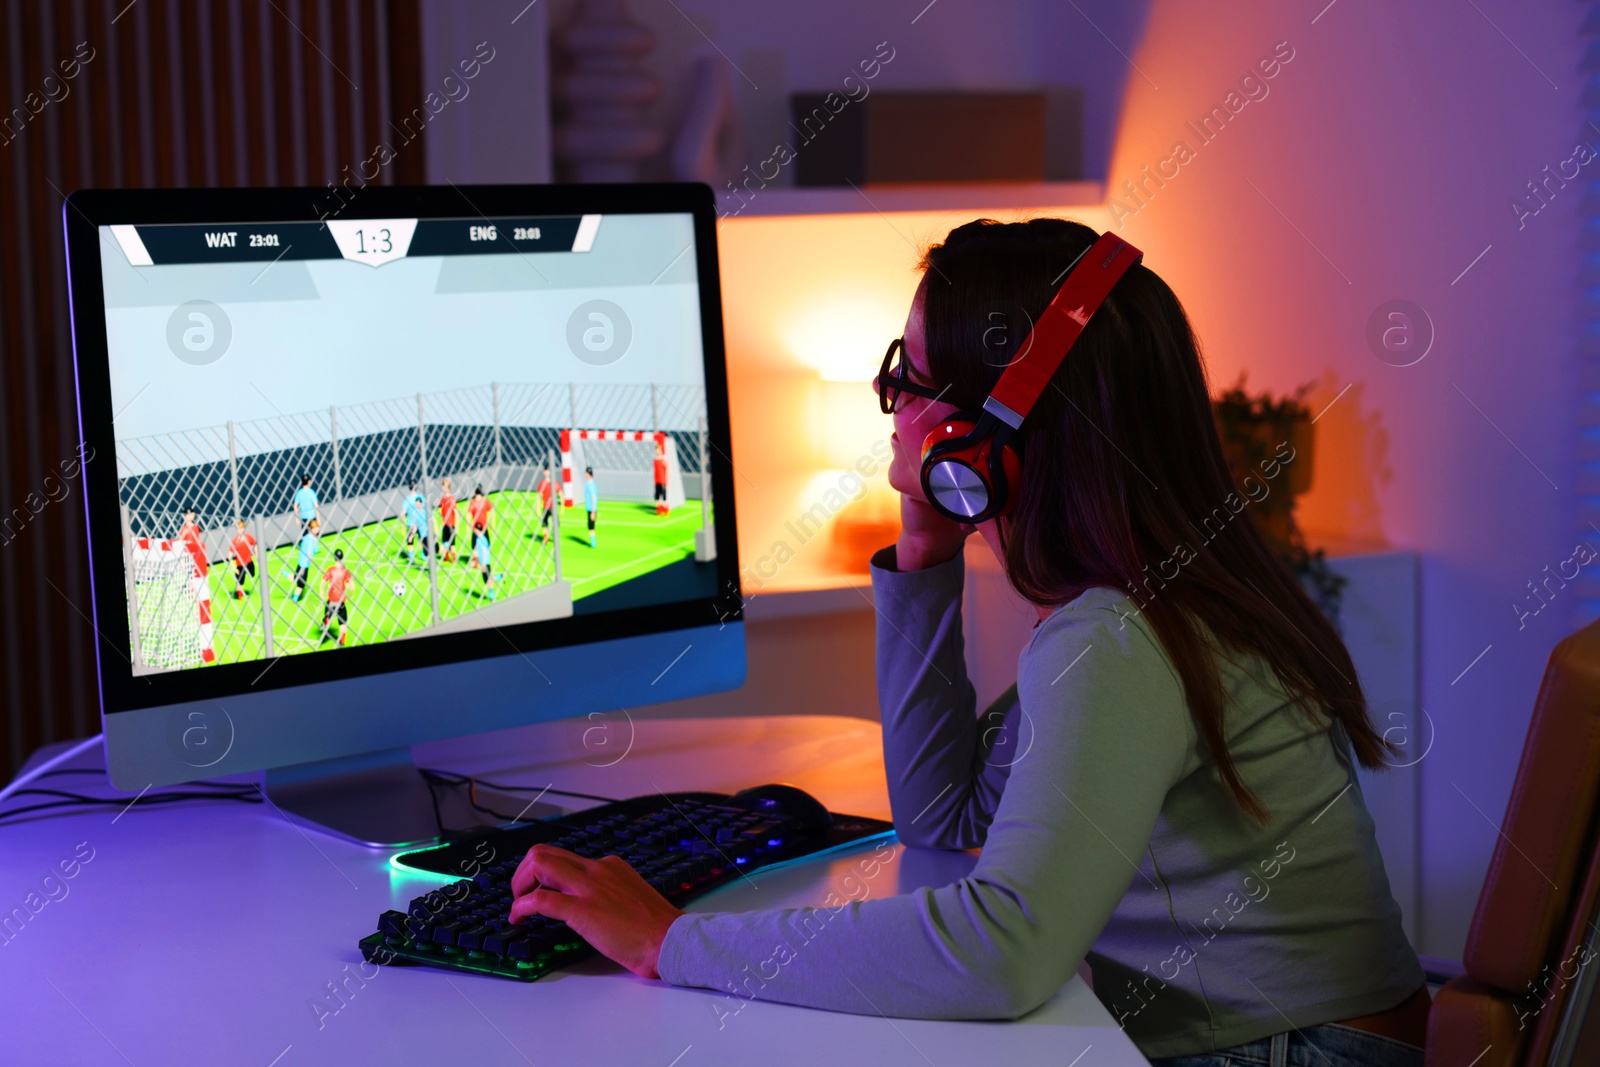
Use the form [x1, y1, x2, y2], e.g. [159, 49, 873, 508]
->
[360, 790, 894, 982]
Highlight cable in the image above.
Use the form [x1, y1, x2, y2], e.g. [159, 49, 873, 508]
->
[0, 799, 135, 823]
[417, 768, 531, 834]
[4, 786, 258, 804]
[481, 779, 620, 805]
[0, 734, 104, 806]
[419, 770, 450, 838]
[418, 769, 527, 836]
[467, 780, 533, 824]
[0, 786, 263, 827]
[0, 737, 266, 828]
[416, 767, 619, 804]
[0, 757, 614, 831]
[415, 768, 619, 837]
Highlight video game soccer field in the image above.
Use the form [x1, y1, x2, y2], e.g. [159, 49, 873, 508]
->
[195, 491, 713, 664]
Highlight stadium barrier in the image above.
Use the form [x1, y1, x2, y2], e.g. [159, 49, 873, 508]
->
[115, 382, 711, 672]
[118, 382, 707, 548]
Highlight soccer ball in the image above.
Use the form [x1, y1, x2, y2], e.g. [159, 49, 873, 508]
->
[392, 581, 407, 598]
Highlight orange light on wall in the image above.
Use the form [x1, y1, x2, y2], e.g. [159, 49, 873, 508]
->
[781, 297, 899, 470]
[715, 205, 1111, 588]
[782, 297, 897, 384]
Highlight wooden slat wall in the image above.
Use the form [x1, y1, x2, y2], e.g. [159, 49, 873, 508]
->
[0, 0, 425, 776]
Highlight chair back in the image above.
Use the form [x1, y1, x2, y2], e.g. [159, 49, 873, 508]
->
[1427, 619, 1600, 1065]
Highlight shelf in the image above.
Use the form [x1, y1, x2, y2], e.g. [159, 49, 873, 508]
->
[742, 582, 876, 619]
[732, 539, 1414, 610]
[714, 180, 1106, 219]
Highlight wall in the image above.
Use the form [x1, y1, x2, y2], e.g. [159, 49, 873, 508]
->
[1104, 0, 1582, 959]
[551, 0, 1144, 184]
[420, 0, 552, 184]
[0, 0, 430, 776]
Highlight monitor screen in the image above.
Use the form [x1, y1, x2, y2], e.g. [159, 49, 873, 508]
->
[66, 185, 741, 737]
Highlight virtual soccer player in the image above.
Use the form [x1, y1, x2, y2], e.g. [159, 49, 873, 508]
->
[584, 466, 598, 548]
[228, 520, 256, 600]
[291, 518, 320, 603]
[473, 521, 496, 602]
[320, 547, 354, 646]
[291, 473, 320, 535]
[467, 485, 494, 568]
[537, 471, 555, 545]
[403, 482, 429, 562]
[653, 438, 669, 516]
[438, 478, 459, 563]
[176, 507, 209, 577]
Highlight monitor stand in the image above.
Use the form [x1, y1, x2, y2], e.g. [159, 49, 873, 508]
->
[262, 746, 558, 848]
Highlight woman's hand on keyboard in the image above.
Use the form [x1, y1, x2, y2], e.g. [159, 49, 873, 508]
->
[509, 843, 685, 979]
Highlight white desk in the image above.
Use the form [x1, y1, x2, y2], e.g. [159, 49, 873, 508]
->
[0, 715, 1151, 1066]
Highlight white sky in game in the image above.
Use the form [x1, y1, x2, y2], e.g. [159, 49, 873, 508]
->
[98, 213, 707, 442]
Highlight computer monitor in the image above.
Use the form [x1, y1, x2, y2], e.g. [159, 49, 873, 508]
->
[62, 183, 745, 846]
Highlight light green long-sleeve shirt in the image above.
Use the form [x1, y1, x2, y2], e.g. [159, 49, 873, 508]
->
[658, 547, 1423, 1057]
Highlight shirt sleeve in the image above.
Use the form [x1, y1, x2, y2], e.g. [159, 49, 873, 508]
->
[656, 588, 1195, 1021]
[868, 545, 1020, 850]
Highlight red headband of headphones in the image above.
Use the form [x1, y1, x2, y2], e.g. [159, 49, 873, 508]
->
[917, 231, 1143, 524]
[981, 231, 1143, 430]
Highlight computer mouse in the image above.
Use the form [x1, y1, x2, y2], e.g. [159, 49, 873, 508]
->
[731, 782, 833, 832]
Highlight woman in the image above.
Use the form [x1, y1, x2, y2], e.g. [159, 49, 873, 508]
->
[507, 218, 1430, 1063]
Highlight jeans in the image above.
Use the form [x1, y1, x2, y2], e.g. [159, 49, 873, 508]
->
[1149, 1023, 1424, 1067]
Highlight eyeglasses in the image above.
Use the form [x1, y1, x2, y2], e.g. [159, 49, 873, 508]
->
[877, 337, 947, 414]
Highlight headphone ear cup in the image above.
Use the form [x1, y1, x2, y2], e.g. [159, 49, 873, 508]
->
[992, 439, 1023, 519]
[921, 416, 1003, 522]
[920, 417, 981, 463]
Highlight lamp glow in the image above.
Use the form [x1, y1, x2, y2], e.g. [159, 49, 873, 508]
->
[783, 298, 901, 383]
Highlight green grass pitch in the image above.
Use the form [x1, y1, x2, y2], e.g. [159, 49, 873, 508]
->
[189, 491, 712, 665]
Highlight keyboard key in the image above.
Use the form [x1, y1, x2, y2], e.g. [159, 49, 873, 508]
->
[432, 922, 469, 946]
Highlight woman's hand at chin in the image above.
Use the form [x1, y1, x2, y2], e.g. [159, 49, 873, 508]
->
[895, 492, 975, 571]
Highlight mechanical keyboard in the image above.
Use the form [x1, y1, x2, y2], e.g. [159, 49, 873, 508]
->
[360, 787, 894, 982]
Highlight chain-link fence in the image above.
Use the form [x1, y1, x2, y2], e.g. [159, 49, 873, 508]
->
[115, 382, 708, 673]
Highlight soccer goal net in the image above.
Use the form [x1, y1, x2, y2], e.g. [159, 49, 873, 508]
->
[129, 538, 214, 671]
[561, 430, 686, 509]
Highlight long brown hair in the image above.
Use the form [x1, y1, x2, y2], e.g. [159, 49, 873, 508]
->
[919, 218, 1391, 822]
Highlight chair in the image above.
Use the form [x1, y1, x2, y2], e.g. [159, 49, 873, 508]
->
[1427, 618, 1600, 1064]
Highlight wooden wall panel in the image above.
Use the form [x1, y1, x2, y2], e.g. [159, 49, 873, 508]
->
[0, 0, 426, 776]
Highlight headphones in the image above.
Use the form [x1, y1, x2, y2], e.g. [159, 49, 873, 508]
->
[918, 231, 1143, 524]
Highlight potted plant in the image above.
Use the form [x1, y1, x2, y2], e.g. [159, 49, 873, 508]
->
[1212, 375, 1346, 627]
